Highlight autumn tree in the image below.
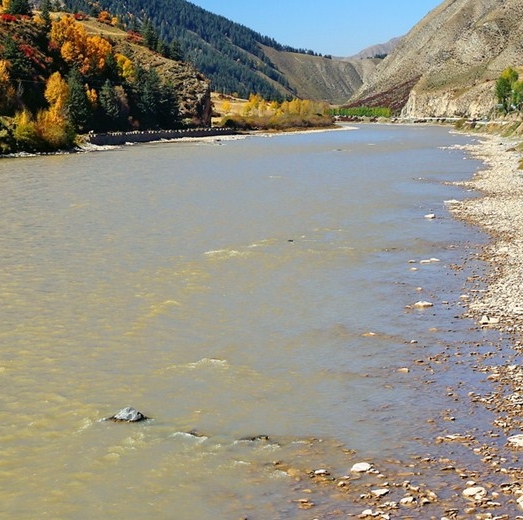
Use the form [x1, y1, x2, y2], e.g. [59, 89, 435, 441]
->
[13, 109, 37, 149]
[115, 53, 135, 81]
[34, 108, 75, 149]
[50, 16, 114, 76]
[45, 71, 69, 114]
[97, 10, 112, 24]
[221, 99, 231, 115]
[0, 60, 16, 115]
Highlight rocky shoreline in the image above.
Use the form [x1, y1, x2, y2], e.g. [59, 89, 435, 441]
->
[248, 133, 523, 519]
[450, 135, 523, 445]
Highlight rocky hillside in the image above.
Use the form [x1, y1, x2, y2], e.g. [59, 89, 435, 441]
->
[350, 0, 523, 118]
[262, 47, 379, 104]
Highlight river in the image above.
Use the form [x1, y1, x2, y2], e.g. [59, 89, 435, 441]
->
[0, 125, 500, 518]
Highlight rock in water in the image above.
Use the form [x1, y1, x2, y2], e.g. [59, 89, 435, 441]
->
[107, 407, 149, 422]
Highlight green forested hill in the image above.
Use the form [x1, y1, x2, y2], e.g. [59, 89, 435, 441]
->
[62, 0, 317, 100]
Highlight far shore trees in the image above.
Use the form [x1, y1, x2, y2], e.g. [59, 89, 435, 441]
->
[496, 67, 523, 113]
[219, 94, 333, 131]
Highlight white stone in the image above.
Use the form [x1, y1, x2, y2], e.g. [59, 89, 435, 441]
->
[462, 486, 487, 500]
[351, 462, 372, 473]
[508, 434, 523, 447]
[413, 300, 434, 308]
[424, 213, 436, 219]
[480, 315, 500, 325]
[371, 488, 389, 497]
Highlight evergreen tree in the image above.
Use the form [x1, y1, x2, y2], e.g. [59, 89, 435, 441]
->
[6, 0, 32, 15]
[66, 67, 90, 131]
[142, 18, 158, 51]
[157, 81, 180, 128]
[168, 40, 183, 61]
[130, 63, 159, 128]
[40, 0, 52, 27]
[98, 79, 121, 129]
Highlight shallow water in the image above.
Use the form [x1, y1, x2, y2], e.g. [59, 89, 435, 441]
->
[0, 125, 498, 518]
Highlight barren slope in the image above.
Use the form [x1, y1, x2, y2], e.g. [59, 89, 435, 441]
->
[262, 46, 379, 104]
[351, 0, 523, 118]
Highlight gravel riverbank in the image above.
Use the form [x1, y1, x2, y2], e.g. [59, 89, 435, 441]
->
[266, 133, 523, 519]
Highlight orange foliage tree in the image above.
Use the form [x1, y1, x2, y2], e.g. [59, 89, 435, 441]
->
[50, 15, 114, 76]
[0, 59, 16, 114]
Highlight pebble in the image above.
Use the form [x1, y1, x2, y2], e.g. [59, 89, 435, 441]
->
[351, 462, 373, 473]
[462, 486, 487, 500]
[507, 434, 523, 447]
[413, 300, 434, 308]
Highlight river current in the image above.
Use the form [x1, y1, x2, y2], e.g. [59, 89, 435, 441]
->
[0, 125, 497, 518]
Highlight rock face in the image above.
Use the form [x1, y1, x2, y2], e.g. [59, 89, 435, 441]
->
[351, 0, 523, 118]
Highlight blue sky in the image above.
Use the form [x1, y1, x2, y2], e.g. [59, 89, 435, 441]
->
[189, 0, 443, 56]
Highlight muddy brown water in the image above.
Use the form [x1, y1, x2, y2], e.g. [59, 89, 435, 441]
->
[0, 126, 510, 518]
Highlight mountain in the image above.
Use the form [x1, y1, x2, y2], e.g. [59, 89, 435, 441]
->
[261, 47, 379, 104]
[346, 37, 402, 60]
[350, 0, 523, 118]
[61, 0, 376, 104]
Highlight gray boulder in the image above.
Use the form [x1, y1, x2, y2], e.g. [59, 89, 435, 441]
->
[106, 407, 149, 422]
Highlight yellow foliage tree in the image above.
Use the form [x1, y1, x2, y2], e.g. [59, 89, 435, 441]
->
[44, 71, 69, 113]
[221, 99, 231, 115]
[35, 108, 73, 149]
[13, 109, 37, 147]
[115, 53, 135, 81]
[50, 16, 114, 76]
[86, 87, 98, 108]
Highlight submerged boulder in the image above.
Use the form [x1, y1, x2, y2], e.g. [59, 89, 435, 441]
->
[106, 407, 149, 422]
